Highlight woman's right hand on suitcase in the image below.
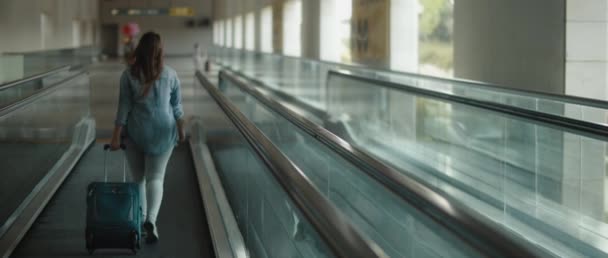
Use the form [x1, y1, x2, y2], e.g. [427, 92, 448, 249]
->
[109, 138, 122, 151]
[109, 125, 123, 151]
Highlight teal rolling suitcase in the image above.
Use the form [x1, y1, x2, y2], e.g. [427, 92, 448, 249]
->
[85, 144, 142, 254]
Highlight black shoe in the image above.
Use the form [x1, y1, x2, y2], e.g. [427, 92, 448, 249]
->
[143, 221, 159, 243]
[141, 223, 147, 237]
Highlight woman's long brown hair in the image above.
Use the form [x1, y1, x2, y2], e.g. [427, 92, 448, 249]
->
[130, 32, 163, 97]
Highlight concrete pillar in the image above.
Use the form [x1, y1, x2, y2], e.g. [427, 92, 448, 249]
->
[272, 1, 284, 54]
[301, 0, 320, 59]
[566, 0, 608, 101]
[453, 0, 565, 94]
[563, 0, 608, 221]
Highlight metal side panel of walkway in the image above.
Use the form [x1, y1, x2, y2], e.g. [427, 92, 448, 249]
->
[11, 143, 215, 258]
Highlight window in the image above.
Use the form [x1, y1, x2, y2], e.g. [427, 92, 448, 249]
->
[213, 22, 218, 45]
[245, 12, 255, 51]
[320, 0, 352, 62]
[234, 16, 243, 49]
[218, 20, 225, 46]
[389, 0, 454, 76]
[260, 6, 273, 53]
[225, 19, 233, 48]
[282, 0, 302, 56]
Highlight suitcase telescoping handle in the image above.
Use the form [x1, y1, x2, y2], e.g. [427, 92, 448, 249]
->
[103, 144, 127, 183]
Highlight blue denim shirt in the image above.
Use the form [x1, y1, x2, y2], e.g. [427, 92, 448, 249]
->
[114, 66, 184, 155]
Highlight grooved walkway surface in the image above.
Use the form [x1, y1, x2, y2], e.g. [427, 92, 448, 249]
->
[12, 143, 214, 258]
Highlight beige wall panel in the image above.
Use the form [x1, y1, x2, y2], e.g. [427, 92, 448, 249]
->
[454, 0, 565, 94]
[272, 1, 283, 54]
[0, 0, 99, 53]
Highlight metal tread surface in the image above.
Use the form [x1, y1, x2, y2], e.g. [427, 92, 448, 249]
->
[11, 143, 215, 258]
[0, 143, 71, 226]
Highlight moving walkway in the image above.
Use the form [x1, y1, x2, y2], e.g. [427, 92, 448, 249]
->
[0, 54, 545, 257]
[210, 47, 608, 257]
[0, 59, 380, 258]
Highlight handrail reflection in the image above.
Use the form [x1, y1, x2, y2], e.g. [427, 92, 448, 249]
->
[196, 70, 387, 258]
[218, 69, 549, 258]
[328, 69, 608, 141]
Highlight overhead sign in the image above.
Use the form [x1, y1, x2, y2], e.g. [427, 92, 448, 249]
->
[111, 8, 169, 16]
[169, 7, 195, 17]
[110, 7, 194, 17]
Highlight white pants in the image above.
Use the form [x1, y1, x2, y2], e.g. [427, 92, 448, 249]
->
[125, 143, 174, 224]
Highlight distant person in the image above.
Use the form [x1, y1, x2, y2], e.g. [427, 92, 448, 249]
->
[110, 31, 186, 243]
[193, 43, 209, 71]
[193, 43, 202, 70]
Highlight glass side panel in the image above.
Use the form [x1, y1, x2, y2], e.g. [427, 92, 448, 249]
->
[0, 47, 99, 85]
[324, 72, 608, 257]
[219, 77, 485, 258]
[0, 69, 76, 108]
[0, 55, 27, 85]
[0, 71, 90, 227]
[194, 77, 334, 258]
[211, 46, 608, 257]
[210, 47, 608, 130]
[213, 48, 328, 111]
[370, 70, 608, 127]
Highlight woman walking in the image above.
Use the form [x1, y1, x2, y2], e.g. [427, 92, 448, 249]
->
[110, 31, 185, 243]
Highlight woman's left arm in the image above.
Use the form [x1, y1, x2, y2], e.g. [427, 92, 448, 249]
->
[170, 75, 185, 142]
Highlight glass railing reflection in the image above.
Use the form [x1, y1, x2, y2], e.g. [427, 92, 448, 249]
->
[0, 47, 99, 85]
[325, 71, 608, 257]
[211, 47, 329, 110]
[210, 46, 608, 130]
[194, 75, 335, 258]
[218, 76, 487, 258]
[209, 46, 608, 256]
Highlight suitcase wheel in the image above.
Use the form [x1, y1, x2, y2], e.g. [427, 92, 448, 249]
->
[130, 231, 140, 253]
[86, 232, 95, 254]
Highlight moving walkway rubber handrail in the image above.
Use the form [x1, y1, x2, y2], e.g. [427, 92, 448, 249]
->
[196, 71, 387, 258]
[215, 47, 608, 110]
[217, 69, 549, 258]
[0, 65, 71, 91]
[329, 69, 608, 141]
[0, 67, 86, 118]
